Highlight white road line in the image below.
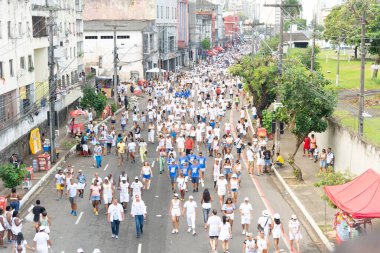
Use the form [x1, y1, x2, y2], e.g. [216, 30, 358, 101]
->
[104, 163, 109, 171]
[28, 205, 34, 212]
[151, 161, 155, 168]
[75, 211, 84, 225]
[137, 244, 142, 253]
[61, 251, 65, 253]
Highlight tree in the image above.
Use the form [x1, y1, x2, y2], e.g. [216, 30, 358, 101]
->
[229, 54, 278, 118]
[366, 3, 380, 78]
[278, 64, 337, 181]
[284, 18, 306, 32]
[287, 47, 321, 71]
[0, 164, 27, 189]
[201, 38, 211, 50]
[80, 85, 107, 118]
[258, 36, 279, 57]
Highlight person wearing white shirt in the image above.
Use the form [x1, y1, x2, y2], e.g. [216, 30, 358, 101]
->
[130, 177, 143, 199]
[182, 195, 198, 235]
[246, 142, 255, 175]
[257, 210, 272, 238]
[130, 195, 147, 238]
[67, 179, 78, 216]
[206, 209, 222, 252]
[239, 197, 253, 235]
[107, 199, 124, 239]
[33, 227, 51, 253]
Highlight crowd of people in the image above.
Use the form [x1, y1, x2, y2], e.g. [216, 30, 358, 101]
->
[1, 44, 305, 253]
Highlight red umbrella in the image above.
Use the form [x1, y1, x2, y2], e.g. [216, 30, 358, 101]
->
[69, 109, 87, 117]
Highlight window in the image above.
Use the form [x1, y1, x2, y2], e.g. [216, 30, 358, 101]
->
[20, 56, 25, 69]
[100, 36, 113, 39]
[0, 21, 2, 39]
[9, 59, 13, 77]
[98, 56, 103, 68]
[8, 21, 11, 38]
[117, 35, 130, 39]
[26, 21, 30, 37]
[74, 47, 76, 58]
[161, 6, 163, 19]
[84, 36, 98, 39]
[28, 55, 33, 70]
[0, 62, 3, 78]
[32, 16, 47, 37]
[157, 5, 159, 18]
[18, 22, 22, 37]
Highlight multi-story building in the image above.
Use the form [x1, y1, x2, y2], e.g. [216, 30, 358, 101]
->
[196, 0, 217, 49]
[177, 0, 190, 67]
[188, 0, 198, 64]
[82, 0, 158, 79]
[156, 0, 178, 72]
[224, 15, 240, 45]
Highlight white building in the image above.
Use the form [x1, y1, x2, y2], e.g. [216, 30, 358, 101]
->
[83, 20, 157, 82]
[256, 0, 281, 34]
[156, 0, 179, 71]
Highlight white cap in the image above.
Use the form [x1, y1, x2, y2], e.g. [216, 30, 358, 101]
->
[291, 214, 297, 220]
[135, 176, 139, 180]
[39, 226, 46, 231]
[121, 177, 127, 181]
[104, 177, 109, 181]
[189, 195, 194, 199]
[77, 249, 84, 253]
[274, 213, 280, 219]
[232, 173, 237, 178]
[262, 210, 269, 217]
[244, 197, 249, 201]
[174, 193, 179, 197]
[93, 249, 101, 253]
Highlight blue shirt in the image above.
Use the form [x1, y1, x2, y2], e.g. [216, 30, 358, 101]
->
[182, 166, 189, 177]
[187, 154, 197, 163]
[168, 164, 179, 177]
[198, 156, 206, 169]
[179, 156, 188, 169]
[209, 121, 216, 129]
[190, 165, 200, 178]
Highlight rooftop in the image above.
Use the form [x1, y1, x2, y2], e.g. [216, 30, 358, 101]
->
[84, 20, 152, 32]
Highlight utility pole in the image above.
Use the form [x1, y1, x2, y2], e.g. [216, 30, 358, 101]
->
[48, 9, 56, 163]
[336, 40, 340, 86]
[358, 8, 366, 137]
[251, 22, 264, 55]
[311, 13, 316, 71]
[104, 24, 126, 104]
[264, 0, 301, 153]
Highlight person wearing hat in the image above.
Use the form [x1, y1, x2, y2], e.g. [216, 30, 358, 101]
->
[289, 214, 302, 253]
[239, 197, 253, 235]
[77, 170, 86, 198]
[256, 229, 270, 253]
[102, 177, 114, 215]
[183, 195, 197, 235]
[272, 213, 285, 252]
[130, 177, 143, 200]
[169, 193, 182, 234]
[107, 198, 124, 239]
[257, 210, 272, 238]
[77, 248, 84, 253]
[216, 174, 228, 208]
[242, 233, 257, 253]
[229, 173, 239, 203]
[33, 226, 51, 253]
[119, 177, 129, 210]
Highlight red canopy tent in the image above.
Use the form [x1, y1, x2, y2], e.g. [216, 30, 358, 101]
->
[324, 169, 380, 219]
[214, 46, 224, 52]
[69, 109, 87, 117]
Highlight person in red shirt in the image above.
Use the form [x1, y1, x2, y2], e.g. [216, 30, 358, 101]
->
[184, 136, 194, 155]
[303, 136, 311, 157]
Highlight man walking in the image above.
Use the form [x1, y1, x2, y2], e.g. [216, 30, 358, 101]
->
[206, 209, 222, 252]
[67, 178, 78, 216]
[131, 195, 147, 238]
[239, 197, 253, 235]
[108, 198, 124, 239]
[183, 195, 197, 235]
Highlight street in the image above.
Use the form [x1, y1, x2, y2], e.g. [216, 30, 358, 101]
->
[12, 90, 322, 253]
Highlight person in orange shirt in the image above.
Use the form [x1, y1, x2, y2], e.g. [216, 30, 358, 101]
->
[184, 136, 194, 155]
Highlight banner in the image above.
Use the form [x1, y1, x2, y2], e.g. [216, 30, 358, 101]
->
[29, 128, 42, 154]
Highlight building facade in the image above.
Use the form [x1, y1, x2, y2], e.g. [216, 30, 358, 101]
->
[224, 15, 240, 45]
[177, 0, 190, 67]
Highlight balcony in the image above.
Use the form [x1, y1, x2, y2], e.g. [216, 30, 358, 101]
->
[32, 16, 47, 38]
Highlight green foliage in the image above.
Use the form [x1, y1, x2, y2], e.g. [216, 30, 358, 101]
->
[287, 47, 321, 71]
[229, 54, 277, 117]
[284, 18, 306, 32]
[80, 86, 107, 118]
[201, 38, 211, 50]
[262, 110, 274, 134]
[314, 169, 353, 208]
[284, 0, 302, 18]
[258, 37, 279, 56]
[0, 164, 27, 189]
[111, 103, 117, 114]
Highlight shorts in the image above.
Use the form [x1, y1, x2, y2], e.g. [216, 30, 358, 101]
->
[185, 149, 192, 155]
[200, 167, 206, 172]
[171, 209, 181, 217]
[236, 148, 242, 154]
[91, 196, 100, 201]
[224, 169, 232, 175]
[69, 197, 76, 204]
[191, 177, 199, 184]
[231, 188, 238, 192]
[241, 215, 251, 225]
[135, 134, 141, 139]
[120, 193, 129, 203]
[143, 174, 151, 180]
[170, 176, 177, 184]
[209, 235, 219, 239]
[56, 184, 64, 191]
[253, 115, 257, 119]
[103, 196, 112, 204]
[249, 161, 254, 166]
[264, 159, 271, 166]
[320, 160, 327, 168]
[225, 212, 234, 220]
[77, 183, 85, 190]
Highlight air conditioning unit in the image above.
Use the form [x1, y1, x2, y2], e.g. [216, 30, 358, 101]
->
[55, 130, 59, 137]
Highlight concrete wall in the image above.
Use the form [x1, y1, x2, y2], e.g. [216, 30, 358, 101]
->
[315, 119, 380, 175]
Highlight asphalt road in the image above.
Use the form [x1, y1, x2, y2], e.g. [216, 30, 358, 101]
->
[7, 92, 322, 253]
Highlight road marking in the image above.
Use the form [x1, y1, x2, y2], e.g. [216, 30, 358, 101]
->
[154, 195, 159, 198]
[61, 251, 65, 253]
[104, 164, 109, 171]
[151, 161, 155, 168]
[28, 205, 34, 212]
[137, 244, 142, 253]
[156, 214, 162, 217]
[75, 211, 84, 224]
[230, 109, 292, 251]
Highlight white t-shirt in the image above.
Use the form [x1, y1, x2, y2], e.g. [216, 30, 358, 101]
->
[108, 203, 124, 222]
[183, 201, 197, 215]
[207, 215, 222, 236]
[247, 149, 254, 162]
[130, 181, 143, 196]
[128, 142, 136, 152]
[67, 183, 78, 198]
[33, 232, 49, 251]
[239, 203, 253, 217]
[176, 137, 185, 149]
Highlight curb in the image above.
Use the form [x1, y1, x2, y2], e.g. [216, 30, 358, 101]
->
[245, 108, 335, 253]
[19, 106, 125, 209]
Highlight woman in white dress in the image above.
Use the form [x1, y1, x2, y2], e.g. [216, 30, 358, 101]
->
[256, 230, 270, 253]
[289, 214, 302, 253]
[102, 178, 114, 215]
[140, 162, 153, 190]
[119, 177, 129, 210]
[256, 147, 265, 176]
[216, 174, 228, 209]
[219, 215, 232, 253]
[169, 193, 182, 234]
[272, 213, 285, 253]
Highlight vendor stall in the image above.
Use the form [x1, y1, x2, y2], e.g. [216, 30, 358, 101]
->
[324, 169, 380, 243]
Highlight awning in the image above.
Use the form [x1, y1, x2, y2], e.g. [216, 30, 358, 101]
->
[324, 169, 380, 219]
[146, 67, 166, 73]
